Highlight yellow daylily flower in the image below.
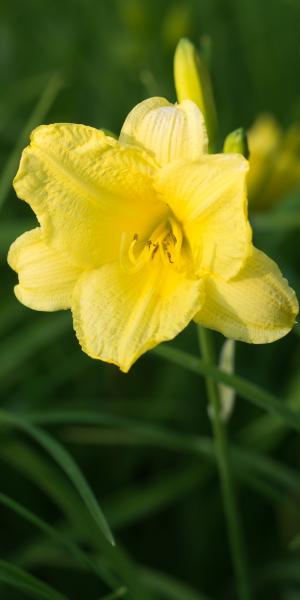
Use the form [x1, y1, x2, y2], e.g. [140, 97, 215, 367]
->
[248, 115, 300, 211]
[8, 98, 298, 371]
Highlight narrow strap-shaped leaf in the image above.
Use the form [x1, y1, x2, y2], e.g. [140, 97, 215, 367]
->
[154, 345, 300, 435]
[3, 421, 297, 595]
[0, 218, 35, 253]
[252, 211, 300, 232]
[254, 557, 300, 588]
[141, 566, 210, 600]
[0, 73, 63, 210]
[0, 440, 152, 600]
[288, 531, 300, 550]
[0, 410, 114, 546]
[0, 314, 69, 381]
[105, 464, 208, 530]
[0, 492, 114, 587]
[25, 410, 300, 508]
[0, 559, 67, 600]
[98, 587, 127, 599]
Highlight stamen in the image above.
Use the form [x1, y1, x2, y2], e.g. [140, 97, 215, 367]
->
[151, 243, 159, 259]
[169, 217, 183, 260]
[120, 217, 187, 274]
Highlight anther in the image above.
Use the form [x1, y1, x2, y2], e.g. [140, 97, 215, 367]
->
[152, 243, 159, 259]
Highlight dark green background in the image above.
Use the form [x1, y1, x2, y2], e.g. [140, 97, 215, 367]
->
[0, 0, 300, 598]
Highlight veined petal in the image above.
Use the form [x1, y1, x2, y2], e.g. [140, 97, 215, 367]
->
[14, 123, 165, 269]
[8, 228, 82, 311]
[156, 154, 252, 279]
[195, 248, 298, 343]
[119, 97, 208, 166]
[72, 262, 205, 372]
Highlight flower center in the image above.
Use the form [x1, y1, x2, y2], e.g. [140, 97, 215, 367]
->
[120, 217, 190, 273]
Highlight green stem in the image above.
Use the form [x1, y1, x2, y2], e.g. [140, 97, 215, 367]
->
[197, 325, 252, 600]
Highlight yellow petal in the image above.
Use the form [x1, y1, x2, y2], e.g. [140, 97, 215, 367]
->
[119, 97, 208, 166]
[156, 154, 252, 280]
[14, 123, 165, 269]
[72, 262, 205, 372]
[195, 248, 298, 343]
[8, 228, 82, 311]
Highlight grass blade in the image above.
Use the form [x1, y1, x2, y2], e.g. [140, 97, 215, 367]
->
[0, 559, 67, 600]
[25, 410, 300, 515]
[98, 588, 127, 600]
[0, 410, 114, 546]
[252, 211, 300, 232]
[0, 73, 63, 210]
[0, 492, 113, 586]
[0, 314, 70, 382]
[0, 440, 151, 600]
[0, 218, 35, 253]
[105, 464, 209, 530]
[141, 566, 210, 600]
[154, 344, 300, 435]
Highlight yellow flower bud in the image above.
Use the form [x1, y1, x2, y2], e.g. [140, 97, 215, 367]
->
[223, 128, 249, 158]
[247, 115, 300, 211]
[174, 37, 217, 151]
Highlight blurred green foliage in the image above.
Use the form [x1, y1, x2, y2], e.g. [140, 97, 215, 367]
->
[1, 0, 300, 598]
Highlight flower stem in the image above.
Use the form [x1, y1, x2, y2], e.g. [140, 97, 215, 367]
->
[197, 325, 252, 600]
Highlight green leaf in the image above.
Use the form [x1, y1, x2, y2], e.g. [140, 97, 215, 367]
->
[0, 73, 63, 210]
[0, 218, 35, 253]
[0, 439, 152, 600]
[0, 300, 25, 338]
[252, 211, 300, 232]
[0, 314, 70, 382]
[0, 492, 112, 585]
[254, 557, 300, 587]
[105, 464, 209, 531]
[0, 410, 114, 546]
[238, 351, 300, 451]
[0, 439, 89, 531]
[141, 566, 210, 600]
[0, 559, 67, 600]
[98, 588, 127, 600]
[25, 410, 300, 517]
[289, 532, 300, 550]
[0, 72, 55, 135]
[153, 344, 300, 435]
